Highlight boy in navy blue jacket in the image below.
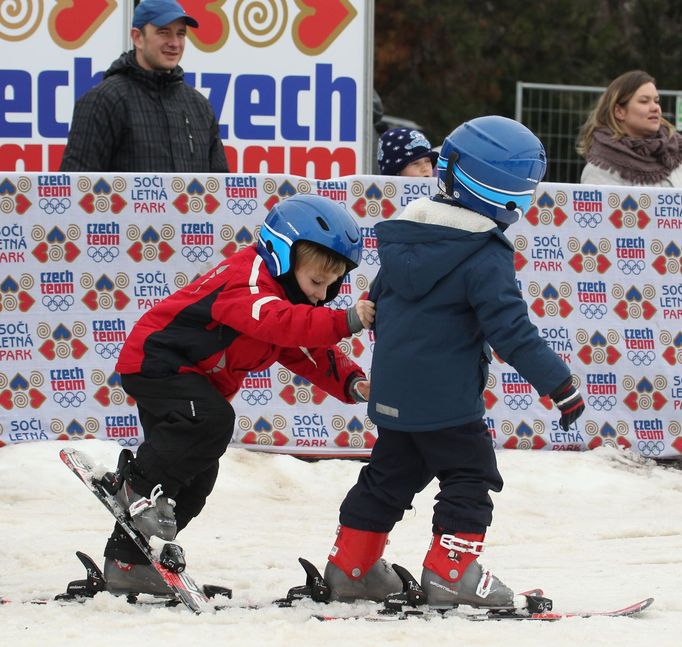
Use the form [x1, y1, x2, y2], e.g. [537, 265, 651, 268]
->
[322, 116, 585, 609]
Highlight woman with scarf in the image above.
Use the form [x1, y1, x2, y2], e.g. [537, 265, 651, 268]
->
[576, 70, 682, 187]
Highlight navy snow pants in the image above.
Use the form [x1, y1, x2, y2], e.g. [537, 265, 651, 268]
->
[339, 420, 503, 535]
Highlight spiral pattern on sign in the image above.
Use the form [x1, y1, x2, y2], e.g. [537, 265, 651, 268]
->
[234, 0, 287, 47]
[351, 182, 364, 197]
[171, 178, 186, 193]
[15, 176, 31, 192]
[205, 178, 220, 193]
[296, 180, 312, 194]
[221, 224, 235, 241]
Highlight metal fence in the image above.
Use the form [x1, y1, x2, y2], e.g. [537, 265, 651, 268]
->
[515, 82, 682, 184]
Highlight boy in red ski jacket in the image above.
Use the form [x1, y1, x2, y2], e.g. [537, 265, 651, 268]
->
[104, 194, 373, 595]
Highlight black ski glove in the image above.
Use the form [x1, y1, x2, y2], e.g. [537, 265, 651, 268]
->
[550, 377, 585, 431]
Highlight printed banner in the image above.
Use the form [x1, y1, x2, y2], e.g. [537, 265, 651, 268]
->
[0, 173, 680, 460]
[0, 0, 372, 176]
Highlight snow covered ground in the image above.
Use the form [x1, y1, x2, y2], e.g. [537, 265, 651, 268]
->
[2, 439, 681, 646]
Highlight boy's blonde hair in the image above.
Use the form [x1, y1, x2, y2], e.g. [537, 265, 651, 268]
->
[295, 241, 347, 276]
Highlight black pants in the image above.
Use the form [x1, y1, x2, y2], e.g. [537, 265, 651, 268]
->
[105, 372, 235, 563]
[339, 421, 503, 535]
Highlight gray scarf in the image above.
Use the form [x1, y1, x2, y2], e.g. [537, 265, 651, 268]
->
[587, 127, 682, 184]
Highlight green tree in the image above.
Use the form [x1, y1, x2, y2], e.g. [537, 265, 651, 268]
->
[374, 0, 681, 146]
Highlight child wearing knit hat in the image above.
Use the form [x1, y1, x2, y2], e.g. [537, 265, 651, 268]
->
[377, 127, 438, 177]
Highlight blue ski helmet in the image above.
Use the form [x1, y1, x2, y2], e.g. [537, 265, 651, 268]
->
[257, 194, 362, 278]
[437, 116, 547, 225]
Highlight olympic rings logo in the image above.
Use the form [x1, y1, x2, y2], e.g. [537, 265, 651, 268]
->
[579, 303, 607, 320]
[39, 197, 71, 215]
[362, 248, 380, 265]
[240, 389, 273, 406]
[87, 246, 120, 263]
[504, 394, 533, 410]
[226, 199, 257, 215]
[331, 294, 353, 309]
[42, 294, 75, 312]
[117, 437, 139, 447]
[617, 259, 645, 275]
[587, 394, 617, 411]
[53, 391, 86, 408]
[95, 342, 123, 359]
[627, 350, 656, 367]
[574, 212, 602, 228]
[182, 246, 214, 263]
[637, 440, 665, 457]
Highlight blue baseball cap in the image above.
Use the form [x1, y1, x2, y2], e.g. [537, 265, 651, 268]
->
[132, 0, 199, 29]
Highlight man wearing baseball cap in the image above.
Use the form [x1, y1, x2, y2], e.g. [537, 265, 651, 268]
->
[132, 0, 199, 30]
[61, 0, 228, 173]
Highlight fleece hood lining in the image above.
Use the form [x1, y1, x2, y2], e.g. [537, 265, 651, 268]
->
[397, 197, 496, 233]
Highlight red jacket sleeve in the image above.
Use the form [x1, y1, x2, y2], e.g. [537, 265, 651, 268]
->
[278, 345, 366, 404]
[211, 251, 352, 348]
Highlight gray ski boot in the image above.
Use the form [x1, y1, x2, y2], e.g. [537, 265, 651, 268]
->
[104, 558, 173, 596]
[421, 533, 523, 610]
[324, 558, 402, 602]
[324, 525, 402, 602]
[115, 481, 177, 541]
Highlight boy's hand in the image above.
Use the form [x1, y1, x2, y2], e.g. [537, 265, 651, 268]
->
[354, 299, 375, 328]
[346, 300, 376, 333]
[347, 377, 370, 403]
[354, 380, 370, 401]
[550, 377, 585, 431]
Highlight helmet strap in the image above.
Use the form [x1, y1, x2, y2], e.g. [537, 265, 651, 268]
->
[445, 151, 458, 197]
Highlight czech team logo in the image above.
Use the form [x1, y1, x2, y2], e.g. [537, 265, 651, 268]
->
[127, 225, 175, 263]
[622, 375, 667, 412]
[525, 191, 569, 227]
[499, 421, 548, 450]
[350, 182, 396, 219]
[77, 177, 127, 215]
[528, 282, 573, 319]
[37, 322, 88, 361]
[50, 417, 99, 441]
[173, 177, 221, 215]
[32, 225, 81, 264]
[613, 284, 657, 320]
[262, 178, 304, 211]
[225, 176, 257, 218]
[81, 273, 130, 311]
[279, 372, 328, 405]
[87, 221, 120, 264]
[92, 370, 134, 408]
[0, 371, 46, 410]
[582, 420, 631, 451]
[607, 194, 650, 229]
[240, 369, 273, 408]
[566, 238, 611, 274]
[239, 414, 289, 447]
[219, 224, 255, 259]
[0, 275, 35, 313]
[333, 415, 376, 451]
[0, 177, 32, 215]
[661, 330, 682, 366]
[575, 329, 621, 366]
[651, 240, 681, 275]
